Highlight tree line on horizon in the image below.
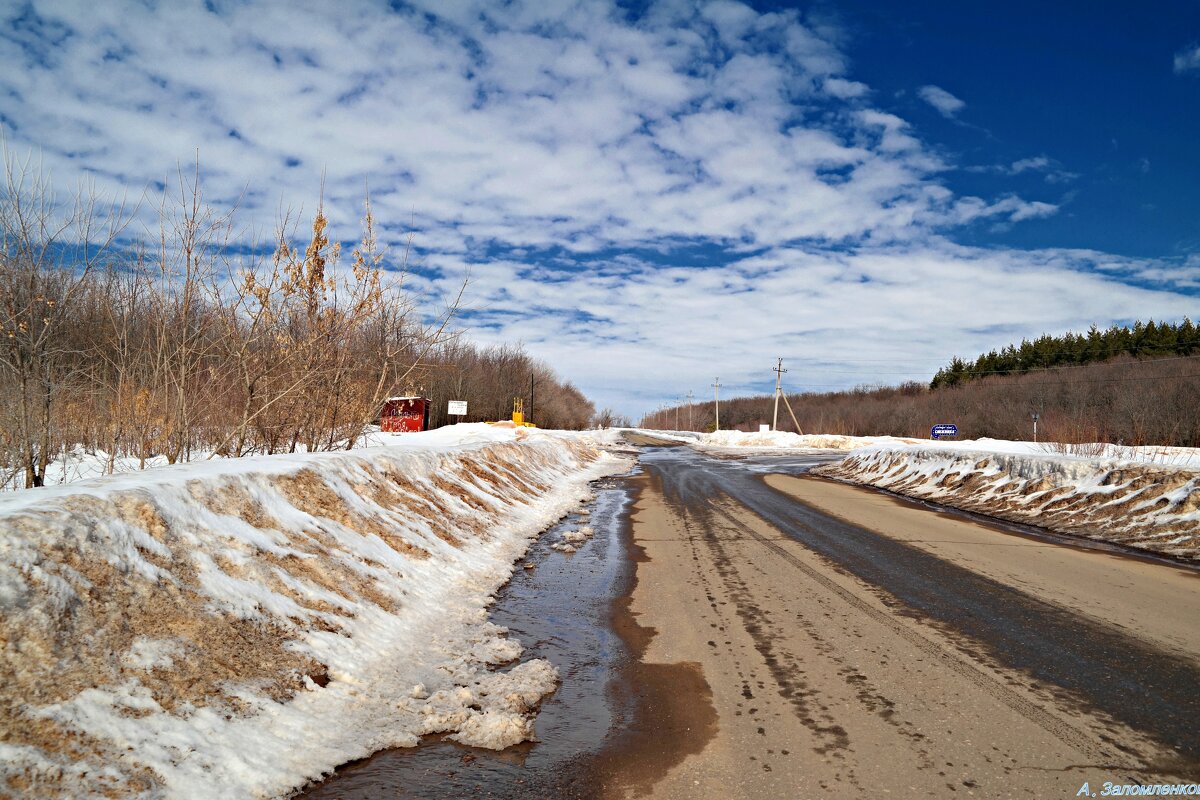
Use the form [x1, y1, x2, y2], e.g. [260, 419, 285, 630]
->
[930, 319, 1199, 389]
[0, 152, 595, 489]
[639, 347, 1200, 447]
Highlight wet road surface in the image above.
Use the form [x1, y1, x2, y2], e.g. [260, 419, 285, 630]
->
[608, 446, 1200, 797]
[643, 447, 1200, 767]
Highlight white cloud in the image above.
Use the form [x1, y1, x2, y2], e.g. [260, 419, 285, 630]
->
[0, 0, 1192, 419]
[917, 85, 966, 118]
[966, 155, 1078, 184]
[429, 242, 1198, 415]
[1010, 157, 1051, 174]
[823, 77, 869, 98]
[1174, 43, 1200, 74]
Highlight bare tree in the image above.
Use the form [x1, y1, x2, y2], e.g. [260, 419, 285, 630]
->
[0, 145, 132, 486]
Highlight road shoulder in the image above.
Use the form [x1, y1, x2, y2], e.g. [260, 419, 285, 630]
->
[765, 474, 1200, 663]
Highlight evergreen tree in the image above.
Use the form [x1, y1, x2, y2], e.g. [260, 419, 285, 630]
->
[929, 319, 1200, 389]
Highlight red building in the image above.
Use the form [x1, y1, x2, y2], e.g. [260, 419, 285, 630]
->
[380, 396, 430, 433]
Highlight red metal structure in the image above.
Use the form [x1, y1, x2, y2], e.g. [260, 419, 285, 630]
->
[380, 396, 430, 433]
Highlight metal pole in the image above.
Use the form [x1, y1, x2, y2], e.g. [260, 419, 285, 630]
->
[712, 378, 721, 431]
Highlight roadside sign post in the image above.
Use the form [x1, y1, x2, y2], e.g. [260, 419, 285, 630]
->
[931, 423, 958, 440]
[448, 400, 468, 417]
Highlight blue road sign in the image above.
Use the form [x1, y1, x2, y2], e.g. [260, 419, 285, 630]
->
[931, 424, 958, 439]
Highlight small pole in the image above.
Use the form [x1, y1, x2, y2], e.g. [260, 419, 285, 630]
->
[712, 377, 722, 431]
[675, 402, 679, 431]
[1032, 412, 1040, 443]
[772, 358, 787, 431]
[782, 391, 804, 435]
[530, 373, 535, 426]
[686, 390, 694, 430]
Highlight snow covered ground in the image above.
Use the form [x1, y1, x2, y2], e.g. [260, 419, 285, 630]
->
[622, 427, 1200, 561]
[5, 426, 610, 492]
[694, 429, 923, 451]
[0, 424, 632, 799]
[687, 427, 1200, 469]
[812, 442, 1200, 562]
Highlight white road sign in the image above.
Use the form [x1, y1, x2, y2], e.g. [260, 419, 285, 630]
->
[447, 400, 468, 416]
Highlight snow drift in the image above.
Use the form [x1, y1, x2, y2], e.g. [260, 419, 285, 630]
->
[696, 430, 922, 450]
[0, 425, 629, 799]
[815, 445, 1200, 562]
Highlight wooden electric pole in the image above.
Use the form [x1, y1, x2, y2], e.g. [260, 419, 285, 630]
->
[769, 358, 804, 434]
[712, 378, 722, 431]
[772, 358, 787, 431]
[686, 390, 694, 430]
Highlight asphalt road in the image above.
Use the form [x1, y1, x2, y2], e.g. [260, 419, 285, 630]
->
[597, 445, 1200, 798]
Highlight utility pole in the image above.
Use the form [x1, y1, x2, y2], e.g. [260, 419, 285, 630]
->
[1031, 411, 1040, 443]
[674, 402, 679, 431]
[772, 358, 787, 431]
[712, 377, 722, 431]
[686, 390, 694, 430]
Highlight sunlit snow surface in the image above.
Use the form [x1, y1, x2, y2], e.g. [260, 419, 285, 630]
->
[815, 443, 1200, 562]
[0, 424, 632, 799]
[651, 428, 1199, 561]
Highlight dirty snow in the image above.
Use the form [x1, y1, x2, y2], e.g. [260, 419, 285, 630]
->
[656, 427, 1199, 560]
[695, 430, 922, 451]
[688, 428, 1200, 469]
[814, 442, 1200, 561]
[0, 424, 632, 799]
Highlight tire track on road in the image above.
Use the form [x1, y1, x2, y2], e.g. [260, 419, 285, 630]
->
[701, 493, 1135, 773]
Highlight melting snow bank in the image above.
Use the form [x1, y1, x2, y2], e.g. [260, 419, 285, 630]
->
[696, 430, 922, 451]
[0, 424, 632, 799]
[813, 445, 1200, 562]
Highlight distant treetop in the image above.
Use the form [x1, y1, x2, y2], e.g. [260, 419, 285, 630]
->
[930, 319, 1199, 389]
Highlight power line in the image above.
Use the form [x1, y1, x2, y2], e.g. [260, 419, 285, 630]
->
[647, 371, 1200, 406]
[939, 335, 1200, 362]
[805, 351, 1200, 376]
[784, 371, 1200, 392]
[971, 371, 1200, 388]
[796, 353, 1200, 383]
[796, 336, 1200, 371]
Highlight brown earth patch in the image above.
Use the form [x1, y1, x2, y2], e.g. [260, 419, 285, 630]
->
[275, 469, 429, 559]
[585, 472, 719, 798]
[431, 474, 491, 515]
[0, 518, 328, 796]
[372, 466, 465, 547]
[189, 479, 283, 532]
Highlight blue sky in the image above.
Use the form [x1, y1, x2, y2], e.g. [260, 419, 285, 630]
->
[1, 0, 1197, 418]
[820, 0, 1200, 258]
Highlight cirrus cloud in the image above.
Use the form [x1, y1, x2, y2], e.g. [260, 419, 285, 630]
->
[1174, 42, 1200, 74]
[917, 84, 966, 118]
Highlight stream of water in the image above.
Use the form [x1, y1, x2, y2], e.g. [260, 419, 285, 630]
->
[300, 470, 637, 799]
